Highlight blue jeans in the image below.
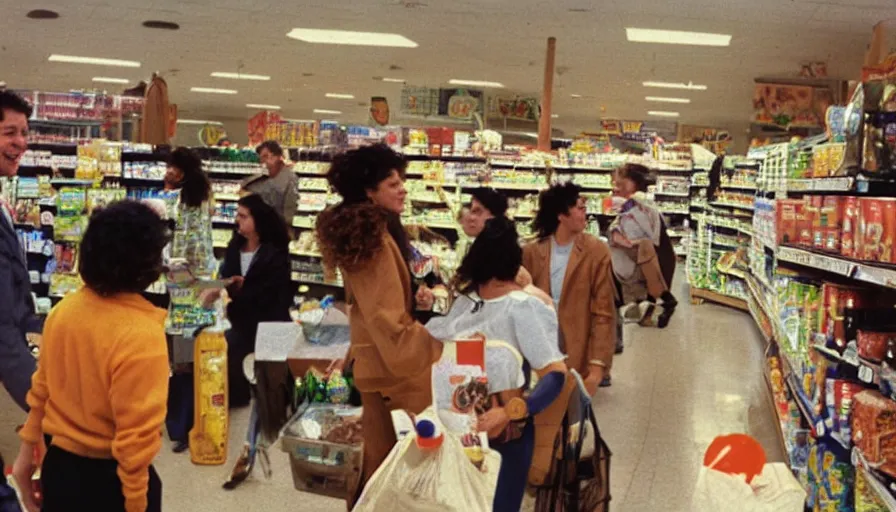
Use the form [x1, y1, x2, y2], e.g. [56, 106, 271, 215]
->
[491, 421, 536, 512]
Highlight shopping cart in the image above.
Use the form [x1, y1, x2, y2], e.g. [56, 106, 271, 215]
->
[534, 370, 612, 512]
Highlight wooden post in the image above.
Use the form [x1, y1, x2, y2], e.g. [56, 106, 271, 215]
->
[538, 37, 556, 152]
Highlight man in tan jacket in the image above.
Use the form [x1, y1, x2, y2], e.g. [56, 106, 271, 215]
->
[522, 182, 617, 396]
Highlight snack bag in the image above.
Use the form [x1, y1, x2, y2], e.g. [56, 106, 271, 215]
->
[189, 328, 229, 465]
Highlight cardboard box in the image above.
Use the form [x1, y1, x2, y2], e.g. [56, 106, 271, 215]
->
[842, 196, 860, 258]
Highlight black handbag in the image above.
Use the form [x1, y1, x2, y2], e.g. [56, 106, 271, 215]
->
[534, 386, 612, 512]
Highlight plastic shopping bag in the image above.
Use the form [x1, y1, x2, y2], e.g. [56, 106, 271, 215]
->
[352, 408, 500, 512]
[692, 434, 805, 512]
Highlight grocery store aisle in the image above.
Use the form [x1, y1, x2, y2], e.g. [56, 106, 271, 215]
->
[0, 273, 782, 511]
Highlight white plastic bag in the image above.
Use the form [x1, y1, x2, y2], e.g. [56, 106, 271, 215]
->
[691, 463, 806, 512]
[352, 408, 500, 512]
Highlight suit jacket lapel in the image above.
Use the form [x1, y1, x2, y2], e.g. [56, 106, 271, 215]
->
[535, 238, 552, 294]
[559, 234, 586, 306]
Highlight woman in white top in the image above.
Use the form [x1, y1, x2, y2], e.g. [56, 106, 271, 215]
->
[426, 216, 568, 512]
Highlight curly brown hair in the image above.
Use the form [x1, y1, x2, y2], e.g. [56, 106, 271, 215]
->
[316, 202, 390, 273]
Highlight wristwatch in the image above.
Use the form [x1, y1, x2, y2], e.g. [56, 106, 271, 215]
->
[504, 397, 528, 421]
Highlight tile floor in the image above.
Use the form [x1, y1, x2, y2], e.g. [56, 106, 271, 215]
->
[0, 276, 783, 511]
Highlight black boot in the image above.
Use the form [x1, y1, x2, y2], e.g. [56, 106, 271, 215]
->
[660, 291, 678, 310]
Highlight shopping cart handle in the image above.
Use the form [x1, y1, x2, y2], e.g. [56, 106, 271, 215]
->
[569, 369, 592, 407]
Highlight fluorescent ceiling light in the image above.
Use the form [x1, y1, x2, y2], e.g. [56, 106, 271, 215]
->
[314, 109, 342, 115]
[551, 114, 560, 119]
[570, 94, 583, 99]
[648, 111, 680, 117]
[211, 72, 271, 81]
[382, 77, 405, 83]
[48, 54, 141, 68]
[448, 79, 504, 88]
[177, 119, 223, 125]
[643, 81, 707, 91]
[325, 93, 355, 99]
[191, 87, 238, 94]
[246, 103, 281, 110]
[287, 28, 418, 48]
[646, 96, 691, 104]
[92, 77, 129, 84]
[626, 28, 731, 47]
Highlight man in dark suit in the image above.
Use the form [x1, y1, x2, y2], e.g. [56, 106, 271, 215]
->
[0, 90, 37, 411]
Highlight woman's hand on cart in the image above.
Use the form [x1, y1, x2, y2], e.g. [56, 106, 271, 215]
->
[477, 407, 510, 439]
[415, 285, 435, 311]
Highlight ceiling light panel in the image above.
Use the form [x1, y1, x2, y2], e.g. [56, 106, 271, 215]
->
[648, 111, 680, 117]
[191, 87, 238, 94]
[287, 28, 418, 48]
[626, 28, 731, 47]
[325, 93, 355, 99]
[313, 109, 342, 115]
[92, 77, 129, 84]
[643, 81, 708, 91]
[646, 96, 691, 103]
[382, 78, 406, 83]
[246, 103, 281, 110]
[448, 79, 504, 88]
[48, 54, 141, 67]
[177, 119, 223, 125]
[210, 72, 271, 81]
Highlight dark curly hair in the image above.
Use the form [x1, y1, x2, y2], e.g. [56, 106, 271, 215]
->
[326, 143, 407, 203]
[256, 140, 284, 157]
[235, 194, 290, 250]
[615, 163, 651, 193]
[78, 201, 170, 296]
[167, 147, 211, 208]
[456, 216, 521, 292]
[533, 182, 582, 239]
[0, 90, 32, 120]
[468, 187, 508, 218]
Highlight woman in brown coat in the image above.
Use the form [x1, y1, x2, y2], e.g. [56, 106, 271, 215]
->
[316, 144, 442, 504]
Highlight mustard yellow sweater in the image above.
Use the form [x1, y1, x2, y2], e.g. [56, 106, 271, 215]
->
[20, 288, 169, 512]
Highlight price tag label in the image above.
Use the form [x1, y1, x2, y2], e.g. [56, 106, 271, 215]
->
[859, 364, 875, 384]
[816, 420, 826, 437]
[815, 255, 854, 276]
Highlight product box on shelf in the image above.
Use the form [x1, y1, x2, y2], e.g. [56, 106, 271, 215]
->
[820, 196, 843, 253]
[842, 196, 861, 259]
[859, 198, 896, 264]
[820, 282, 867, 354]
[776, 199, 804, 246]
[806, 441, 854, 511]
[852, 390, 896, 479]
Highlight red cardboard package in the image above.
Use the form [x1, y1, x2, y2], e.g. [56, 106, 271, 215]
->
[842, 196, 860, 258]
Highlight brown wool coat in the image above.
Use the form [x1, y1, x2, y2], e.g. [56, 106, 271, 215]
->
[522, 233, 617, 485]
[317, 204, 443, 501]
[522, 233, 618, 375]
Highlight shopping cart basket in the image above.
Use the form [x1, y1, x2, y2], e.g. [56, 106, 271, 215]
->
[534, 370, 612, 512]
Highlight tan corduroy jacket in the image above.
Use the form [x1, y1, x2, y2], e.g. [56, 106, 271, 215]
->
[522, 233, 618, 376]
[342, 233, 443, 395]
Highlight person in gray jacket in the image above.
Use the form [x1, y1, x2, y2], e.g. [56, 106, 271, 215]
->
[242, 140, 298, 225]
[0, 90, 37, 411]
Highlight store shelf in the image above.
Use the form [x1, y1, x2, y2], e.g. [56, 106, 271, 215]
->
[214, 193, 241, 202]
[49, 178, 95, 186]
[291, 273, 343, 287]
[658, 209, 690, 215]
[853, 449, 896, 508]
[710, 201, 755, 211]
[720, 183, 758, 192]
[212, 217, 236, 225]
[776, 245, 896, 290]
[786, 177, 854, 193]
[690, 287, 749, 311]
[719, 267, 747, 279]
[292, 216, 315, 229]
[653, 191, 691, 198]
[290, 249, 323, 258]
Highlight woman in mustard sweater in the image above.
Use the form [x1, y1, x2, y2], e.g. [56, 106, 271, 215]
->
[12, 201, 171, 512]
